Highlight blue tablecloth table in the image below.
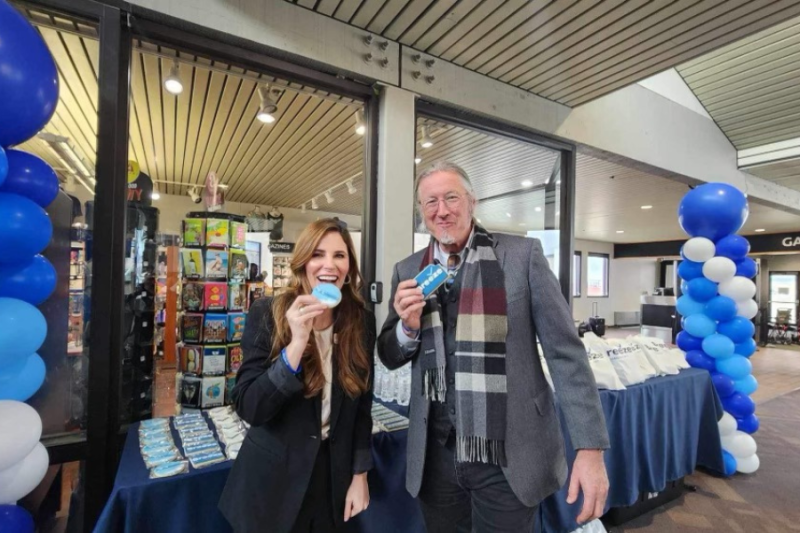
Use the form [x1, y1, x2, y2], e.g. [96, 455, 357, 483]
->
[95, 368, 723, 533]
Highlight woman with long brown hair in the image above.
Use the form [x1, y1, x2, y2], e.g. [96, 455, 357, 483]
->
[219, 218, 375, 533]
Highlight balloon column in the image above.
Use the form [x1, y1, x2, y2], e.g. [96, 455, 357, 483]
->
[677, 183, 760, 476]
[0, 1, 60, 530]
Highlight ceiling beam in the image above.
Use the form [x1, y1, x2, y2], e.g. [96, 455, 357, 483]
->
[738, 137, 800, 169]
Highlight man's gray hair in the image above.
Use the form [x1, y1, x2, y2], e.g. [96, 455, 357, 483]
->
[414, 161, 476, 204]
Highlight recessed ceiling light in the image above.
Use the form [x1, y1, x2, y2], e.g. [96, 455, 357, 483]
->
[641, 205, 653, 210]
[616, 230, 625, 234]
[256, 85, 278, 124]
[534, 207, 542, 212]
[420, 126, 433, 148]
[506, 213, 511, 217]
[354, 110, 366, 136]
[164, 61, 183, 95]
[521, 180, 533, 187]
[755, 228, 766, 232]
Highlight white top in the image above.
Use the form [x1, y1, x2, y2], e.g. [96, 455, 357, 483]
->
[314, 325, 334, 440]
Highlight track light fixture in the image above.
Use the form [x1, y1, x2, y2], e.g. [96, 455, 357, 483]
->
[257, 85, 278, 124]
[324, 190, 335, 204]
[164, 60, 183, 95]
[346, 180, 357, 194]
[188, 186, 201, 204]
[355, 110, 366, 136]
[311, 197, 319, 210]
[420, 125, 433, 148]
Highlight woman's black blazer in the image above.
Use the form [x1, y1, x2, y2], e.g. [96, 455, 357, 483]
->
[219, 297, 375, 533]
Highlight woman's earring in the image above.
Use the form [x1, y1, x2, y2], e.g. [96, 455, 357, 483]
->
[344, 274, 352, 285]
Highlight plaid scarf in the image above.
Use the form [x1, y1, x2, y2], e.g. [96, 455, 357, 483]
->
[419, 225, 508, 465]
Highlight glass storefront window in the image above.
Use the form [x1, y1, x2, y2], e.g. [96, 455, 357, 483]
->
[413, 117, 563, 275]
[127, 40, 368, 418]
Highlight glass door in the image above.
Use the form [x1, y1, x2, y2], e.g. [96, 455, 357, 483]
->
[769, 272, 799, 324]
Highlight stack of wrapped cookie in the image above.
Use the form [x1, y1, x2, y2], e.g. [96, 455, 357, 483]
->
[138, 418, 188, 479]
[208, 406, 249, 460]
[174, 412, 227, 469]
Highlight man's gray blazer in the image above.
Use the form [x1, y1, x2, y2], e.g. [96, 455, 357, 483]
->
[377, 232, 610, 507]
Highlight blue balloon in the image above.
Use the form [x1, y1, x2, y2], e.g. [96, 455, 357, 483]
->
[0, 146, 7, 186]
[0, 193, 52, 261]
[0, 353, 46, 401]
[678, 260, 705, 281]
[735, 257, 757, 279]
[735, 338, 757, 357]
[711, 372, 735, 398]
[737, 414, 759, 434]
[680, 280, 690, 295]
[678, 183, 749, 241]
[716, 355, 752, 380]
[734, 374, 758, 395]
[677, 294, 705, 317]
[685, 350, 716, 371]
[687, 277, 718, 302]
[705, 296, 738, 322]
[677, 331, 704, 352]
[703, 333, 735, 359]
[718, 317, 755, 344]
[684, 313, 717, 338]
[0, 150, 59, 207]
[722, 392, 756, 418]
[0, 505, 34, 533]
[715, 234, 750, 260]
[0, 1, 59, 147]
[0, 297, 47, 367]
[722, 451, 737, 477]
[0, 255, 56, 305]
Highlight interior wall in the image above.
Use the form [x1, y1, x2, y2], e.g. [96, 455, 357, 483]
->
[573, 239, 658, 327]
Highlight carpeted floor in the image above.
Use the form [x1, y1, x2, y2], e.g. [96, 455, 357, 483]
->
[610, 388, 800, 533]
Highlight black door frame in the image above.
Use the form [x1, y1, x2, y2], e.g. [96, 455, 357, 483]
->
[15, 0, 381, 527]
[414, 101, 578, 305]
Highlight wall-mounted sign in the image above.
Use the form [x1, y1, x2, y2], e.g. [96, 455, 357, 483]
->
[268, 242, 295, 253]
[616, 231, 800, 258]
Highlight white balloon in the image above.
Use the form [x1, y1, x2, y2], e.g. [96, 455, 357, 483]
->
[736, 453, 760, 474]
[718, 412, 737, 437]
[683, 237, 716, 263]
[722, 431, 757, 458]
[0, 401, 42, 472]
[703, 257, 737, 283]
[719, 276, 757, 302]
[737, 299, 759, 320]
[0, 442, 49, 504]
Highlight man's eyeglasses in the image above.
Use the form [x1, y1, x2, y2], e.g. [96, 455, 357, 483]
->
[421, 193, 463, 214]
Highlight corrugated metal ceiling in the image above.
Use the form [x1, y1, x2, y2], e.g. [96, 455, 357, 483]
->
[15, 6, 799, 243]
[678, 15, 800, 151]
[289, 0, 800, 106]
